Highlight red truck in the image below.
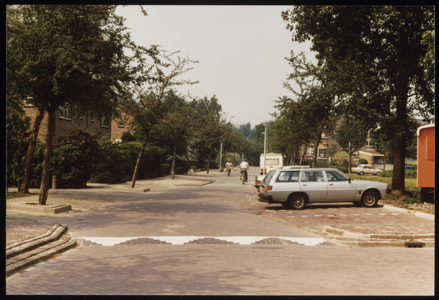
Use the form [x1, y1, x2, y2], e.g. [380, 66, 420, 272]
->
[417, 124, 435, 203]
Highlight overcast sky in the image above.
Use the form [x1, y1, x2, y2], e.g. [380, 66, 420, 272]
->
[116, 5, 315, 128]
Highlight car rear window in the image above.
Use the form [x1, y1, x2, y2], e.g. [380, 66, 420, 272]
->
[262, 170, 276, 184]
[276, 171, 300, 182]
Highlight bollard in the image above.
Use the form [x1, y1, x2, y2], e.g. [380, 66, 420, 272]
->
[52, 175, 58, 190]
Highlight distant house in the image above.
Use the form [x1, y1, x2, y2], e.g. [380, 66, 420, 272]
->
[22, 99, 131, 143]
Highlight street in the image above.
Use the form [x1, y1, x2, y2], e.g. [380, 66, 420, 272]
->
[6, 168, 435, 295]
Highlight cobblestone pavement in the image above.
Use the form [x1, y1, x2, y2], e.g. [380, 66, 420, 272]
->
[6, 245, 434, 295]
[240, 187, 434, 244]
[6, 168, 435, 295]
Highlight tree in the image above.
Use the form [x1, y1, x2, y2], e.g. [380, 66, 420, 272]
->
[121, 53, 198, 187]
[160, 99, 196, 179]
[191, 96, 228, 173]
[7, 5, 153, 204]
[283, 5, 434, 193]
[336, 118, 368, 174]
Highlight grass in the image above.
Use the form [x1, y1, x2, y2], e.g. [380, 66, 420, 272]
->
[348, 174, 420, 191]
[6, 192, 36, 199]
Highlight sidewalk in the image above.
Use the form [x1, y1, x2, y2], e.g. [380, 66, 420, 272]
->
[6, 173, 217, 277]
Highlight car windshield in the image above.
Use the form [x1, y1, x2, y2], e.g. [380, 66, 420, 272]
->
[262, 170, 276, 184]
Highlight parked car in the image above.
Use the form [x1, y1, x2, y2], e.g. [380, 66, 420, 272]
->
[258, 168, 391, 209]
[351, 164, 382, 175]
[405, 165, 417, 172]
[254, 165, 310, 189]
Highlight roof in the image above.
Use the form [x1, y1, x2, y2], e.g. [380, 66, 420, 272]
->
[359, 150, 384, 157]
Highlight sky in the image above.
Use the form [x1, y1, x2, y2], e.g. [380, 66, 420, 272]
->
[115, 5, 315, 128]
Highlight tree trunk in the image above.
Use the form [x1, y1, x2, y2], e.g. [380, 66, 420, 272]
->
[391, 80, 409, 194]
[312, 135, 322, 168]
[131, 132, 149, 188]
[206, 148, 212, 174]
[171, 141, 177, 179]
[38, 106, 56, 205]
[300, 144, 307, 165]
[20, 106, 44, 194]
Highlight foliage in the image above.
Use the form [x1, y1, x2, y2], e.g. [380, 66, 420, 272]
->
[332, 151, 349, 166]
[405, 171, 417, 179]
[379, 170, 393, 178]
[51, 144, 88, 188]
[336, 118, 367, 153]
[7, 5, 155, 204]
[359, 159, 368, 164]
[7, 138, 45, 188]
[282, 5, 434, 192]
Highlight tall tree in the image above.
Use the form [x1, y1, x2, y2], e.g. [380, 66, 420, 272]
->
[7, 5, 154, 203]
[191, 96, 227, 173]
[121, 52, 198, 187]
[283, 5, 434, 193]
[160, 99, 196, 179]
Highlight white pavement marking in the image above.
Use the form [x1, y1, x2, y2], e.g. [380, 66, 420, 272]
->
[81, 236, 328, 246]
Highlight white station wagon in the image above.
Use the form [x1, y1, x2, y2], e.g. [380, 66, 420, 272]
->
[258, 168, 391, 209]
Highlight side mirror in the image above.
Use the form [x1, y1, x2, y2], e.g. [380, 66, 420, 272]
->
[348, 178, 351, 183]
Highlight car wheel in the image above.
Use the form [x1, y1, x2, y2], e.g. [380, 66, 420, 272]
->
[359, 171, 364, 175]
[361, 190, 378, 207]
[288, 193, 307, 210]
[376, 172, 380, 175]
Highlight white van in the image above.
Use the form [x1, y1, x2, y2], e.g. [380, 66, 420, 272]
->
[259, 153, 283, 175]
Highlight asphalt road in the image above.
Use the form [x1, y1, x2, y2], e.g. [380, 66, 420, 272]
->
[6, 168, 435, 295]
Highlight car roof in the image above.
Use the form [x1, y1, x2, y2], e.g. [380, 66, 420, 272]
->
[275, 167, 342, 172]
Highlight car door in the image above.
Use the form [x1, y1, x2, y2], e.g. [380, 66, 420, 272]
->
[299, 171, 327, 202]
[325, 170, 357, 202]
[270, 171, 301, 201]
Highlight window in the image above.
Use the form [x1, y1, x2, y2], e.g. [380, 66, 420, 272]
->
[325, 171, 349, 181]
[307, 148, 314, 155]
[59, 102, 72, 120]
[265, 159, 279, 165]
[301, 171, 324, 182]
[24, 97, 34, 107]
[118, 121, 125, 128]
[277, 171, 300, 182]
[101, 115, 110, 127]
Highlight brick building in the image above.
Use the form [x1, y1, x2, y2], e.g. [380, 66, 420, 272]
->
[23, 99, 130, 143]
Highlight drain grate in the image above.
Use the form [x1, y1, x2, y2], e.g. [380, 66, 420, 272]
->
[405, 241, 425, 248]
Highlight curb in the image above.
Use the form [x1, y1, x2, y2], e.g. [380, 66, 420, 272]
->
[322, 226, 435, 248]
[6, 224, 68, 259]
[6, 203, 72, 214]
[383, 205, 434, 221]
[6, 237, 77, 277]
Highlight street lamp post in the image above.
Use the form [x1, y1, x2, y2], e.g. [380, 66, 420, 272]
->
[262, 122, 269, 175]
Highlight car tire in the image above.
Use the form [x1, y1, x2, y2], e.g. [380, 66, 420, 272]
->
[359, 171, 364, 175]
[288, 193, 307, 210]
[361, 190, 378, 207]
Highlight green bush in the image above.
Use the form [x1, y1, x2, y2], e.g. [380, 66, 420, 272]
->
[359, 158, 368, 164]
[160, 164, 171, 177]
[405, 170, 417, 179]
[338, 166, 349, 173]
[52, 144, 89, 188]
[7, 138, 45, 188]
[52, 130, 102, 188]
[209, 161, 218, 169]
[379, 170, 393, 177]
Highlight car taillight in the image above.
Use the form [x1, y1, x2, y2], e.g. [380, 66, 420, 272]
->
[267, 185, 273, 191]
[256, 180, 261, 184]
